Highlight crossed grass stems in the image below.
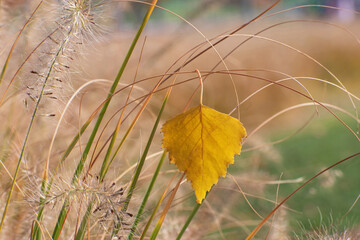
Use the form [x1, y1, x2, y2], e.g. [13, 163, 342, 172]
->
[0, 0, 360, 239]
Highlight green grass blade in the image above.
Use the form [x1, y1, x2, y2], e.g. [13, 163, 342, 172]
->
[138, 189, 165, 240]
[122, 96, 168, 212]
[110, 95, 167, 238]
[148, 174, 184, 240]
[138, 173, 179, 240]
[99, 126, 128, 182]
[31, 204, 44, 240]
[52, 1, 159, 238]
[31, 179, 47, 240]
[176, 203, 202, 240]
[127, 151, 167, 240]
[74, 202, 93, 240]
[149, 222, 162, 240]
[52, 197, 70, 240]
[97, 0, 158, 182]
[71, 0, 158, 184]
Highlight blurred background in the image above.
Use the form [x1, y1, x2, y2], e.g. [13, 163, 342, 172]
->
[1, 0, 360, 239]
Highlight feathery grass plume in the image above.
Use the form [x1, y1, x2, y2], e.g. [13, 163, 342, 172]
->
[0, 0, 105, 238]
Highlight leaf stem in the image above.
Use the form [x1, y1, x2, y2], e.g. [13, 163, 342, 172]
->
[195, 69, 204, 105]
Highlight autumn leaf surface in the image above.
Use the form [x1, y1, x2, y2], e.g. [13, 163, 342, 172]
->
[161, 104, 246, 203]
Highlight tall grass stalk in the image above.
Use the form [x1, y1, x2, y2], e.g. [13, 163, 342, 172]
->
[127, 151, 167, 240]
[109, 95, 168, 238]
[149, 174, 185, 240]
[71, 0, 158, 184]
[97, 38, 149, 183]
[0, 23, 75, 234]
[122, 96, 168, 213]
[74, 201, 93, 240]
[139, 173, 178, 240]
[49, 1, 158, 239]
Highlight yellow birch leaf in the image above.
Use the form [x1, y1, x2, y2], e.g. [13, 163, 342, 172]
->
[161, 104, 247, 203]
